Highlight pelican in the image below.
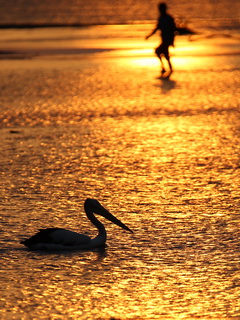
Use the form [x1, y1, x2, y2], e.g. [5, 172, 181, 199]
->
[20, 198, 133, 251]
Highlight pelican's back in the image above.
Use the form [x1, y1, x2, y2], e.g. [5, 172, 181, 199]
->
[21, 228, 91, 250]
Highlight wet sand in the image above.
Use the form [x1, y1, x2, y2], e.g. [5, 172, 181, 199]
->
[0, 28, 239, 319]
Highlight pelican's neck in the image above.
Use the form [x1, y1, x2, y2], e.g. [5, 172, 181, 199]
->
[85, 209, 107, 247]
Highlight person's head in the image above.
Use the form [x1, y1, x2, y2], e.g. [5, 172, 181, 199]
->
[158, 2, 167, 15]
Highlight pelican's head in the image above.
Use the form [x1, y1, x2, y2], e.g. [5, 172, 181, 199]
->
[84, 198, 133, 233]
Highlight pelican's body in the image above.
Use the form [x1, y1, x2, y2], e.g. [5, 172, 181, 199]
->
[20, 198, 133, 251]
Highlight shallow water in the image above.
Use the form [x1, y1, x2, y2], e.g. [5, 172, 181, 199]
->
[0, 27, 240, 319]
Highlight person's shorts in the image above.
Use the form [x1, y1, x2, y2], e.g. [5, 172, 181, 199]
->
[155, 43, 170, 59]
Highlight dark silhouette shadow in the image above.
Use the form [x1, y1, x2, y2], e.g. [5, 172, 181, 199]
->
[22, 245, 108, 263]
[155, 78, 177, 93]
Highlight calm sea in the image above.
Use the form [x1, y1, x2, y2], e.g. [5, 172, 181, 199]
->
[0, 0, 240, 31]
[0, 0, 239, 319]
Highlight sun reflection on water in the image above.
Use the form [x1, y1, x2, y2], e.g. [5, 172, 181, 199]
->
[0, 31, 239, 319]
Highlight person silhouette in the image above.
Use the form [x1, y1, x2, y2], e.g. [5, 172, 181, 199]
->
[146, 2, 176, 78]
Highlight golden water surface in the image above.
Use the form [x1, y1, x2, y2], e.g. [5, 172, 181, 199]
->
[0, 30, 239, 319]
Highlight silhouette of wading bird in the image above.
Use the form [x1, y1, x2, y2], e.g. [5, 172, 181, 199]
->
[20, 198, 133, 251]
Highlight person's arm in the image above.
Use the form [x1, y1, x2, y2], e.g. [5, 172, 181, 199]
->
[145, 26, 158, 40]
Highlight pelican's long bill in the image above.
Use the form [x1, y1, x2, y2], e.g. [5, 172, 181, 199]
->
[91, 199, 133, 233]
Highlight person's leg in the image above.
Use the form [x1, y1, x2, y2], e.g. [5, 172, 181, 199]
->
[164, 46, 173, 74]
[167, 58, 173, 74]
[155, 45, 166, 74]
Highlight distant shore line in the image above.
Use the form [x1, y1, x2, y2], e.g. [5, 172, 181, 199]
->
[0, 22, 155, 29]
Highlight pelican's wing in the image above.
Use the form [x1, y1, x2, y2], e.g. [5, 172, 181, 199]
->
[48, 229, 91, 246]
[21, 228, 91, 248]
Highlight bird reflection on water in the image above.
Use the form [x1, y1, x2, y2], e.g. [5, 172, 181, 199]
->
[20, 198, 133, 251]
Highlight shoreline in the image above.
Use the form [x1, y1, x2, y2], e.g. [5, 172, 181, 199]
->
[0, 21, 157, 29]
